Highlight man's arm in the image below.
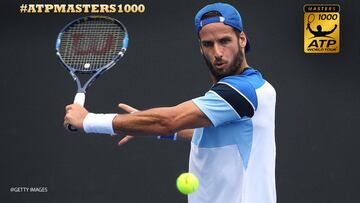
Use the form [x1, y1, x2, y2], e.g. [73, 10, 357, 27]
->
[115, 104, 194, 146]
[176, 129, 194, 141]
[112, 100, 210, 136]
[64, 100, 211, 136]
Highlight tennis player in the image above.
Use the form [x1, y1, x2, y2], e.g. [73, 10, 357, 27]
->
[64, 3, 277, 203]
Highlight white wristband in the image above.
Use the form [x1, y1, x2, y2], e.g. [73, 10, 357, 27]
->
[83, 113, 117, 135]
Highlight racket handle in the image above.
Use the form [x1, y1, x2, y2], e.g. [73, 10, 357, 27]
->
[66, 92, 86, 132]
[74, 92, 85, 106]
[66, 124, 78, 131]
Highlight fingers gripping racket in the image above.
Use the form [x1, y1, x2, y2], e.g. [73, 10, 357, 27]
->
[56, 16, 129, 131]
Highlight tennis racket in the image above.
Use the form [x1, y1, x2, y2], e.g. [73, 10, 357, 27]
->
[56, 16, 129, 131]
[307, 14, 315, 30]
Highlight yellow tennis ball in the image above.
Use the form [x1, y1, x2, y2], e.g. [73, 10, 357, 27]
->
[176, 172, 199, 195]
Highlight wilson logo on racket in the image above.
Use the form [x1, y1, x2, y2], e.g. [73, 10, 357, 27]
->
[72, 33, 115, 55]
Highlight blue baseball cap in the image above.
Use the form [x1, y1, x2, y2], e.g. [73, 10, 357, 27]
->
[195, 3, 250, 52]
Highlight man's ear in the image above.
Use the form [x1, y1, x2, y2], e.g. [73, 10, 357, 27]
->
[239, 32, 247, 50]
[199, 40, 204, 54]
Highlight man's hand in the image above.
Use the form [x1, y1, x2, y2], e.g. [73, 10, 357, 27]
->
[64, 103, 89, 130]
[117, 103, 139, 146]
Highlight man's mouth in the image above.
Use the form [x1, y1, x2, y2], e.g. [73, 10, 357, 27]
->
[214, 62, 226, 69]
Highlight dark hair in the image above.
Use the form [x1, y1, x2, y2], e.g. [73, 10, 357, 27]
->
[200, 11, 241, 37]
[200, 10, 222, 20]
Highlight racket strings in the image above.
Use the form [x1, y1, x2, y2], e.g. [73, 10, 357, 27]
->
[59, 19, 126, 72]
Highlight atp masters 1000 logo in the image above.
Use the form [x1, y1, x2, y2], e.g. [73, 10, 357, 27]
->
[304, 4, 340, 54]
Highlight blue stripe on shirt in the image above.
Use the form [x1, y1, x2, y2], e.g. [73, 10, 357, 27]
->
[211, 83, 254, 117]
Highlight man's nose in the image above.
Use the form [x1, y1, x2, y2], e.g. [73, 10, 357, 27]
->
[213, 43, 223, 59]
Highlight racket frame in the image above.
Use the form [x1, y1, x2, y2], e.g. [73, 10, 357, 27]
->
[56, 16, 129, 104]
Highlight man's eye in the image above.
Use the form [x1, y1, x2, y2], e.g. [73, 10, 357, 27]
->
[220, 38, 231, 44]
[202, 42, 212, 47]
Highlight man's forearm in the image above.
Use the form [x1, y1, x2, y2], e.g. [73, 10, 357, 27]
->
[112, 107, 178, 136]
[176, 129, 194, 141]
[112, 101, 210, 136]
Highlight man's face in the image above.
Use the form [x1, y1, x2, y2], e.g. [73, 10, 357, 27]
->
[199, 23, 244, 81]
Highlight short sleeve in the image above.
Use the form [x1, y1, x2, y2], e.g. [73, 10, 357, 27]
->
[192, 91, 240, 127]
[192, 77, 257, 127]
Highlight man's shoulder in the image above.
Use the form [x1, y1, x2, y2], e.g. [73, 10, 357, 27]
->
[218, 68, 264, 90]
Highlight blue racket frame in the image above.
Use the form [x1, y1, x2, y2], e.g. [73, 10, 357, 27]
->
[56, 16, 129, 94]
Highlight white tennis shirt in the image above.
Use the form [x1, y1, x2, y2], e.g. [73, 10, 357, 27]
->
[189, 68, 277, 203]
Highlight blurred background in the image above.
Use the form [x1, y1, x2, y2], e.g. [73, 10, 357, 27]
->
[0, 0, 359, 202]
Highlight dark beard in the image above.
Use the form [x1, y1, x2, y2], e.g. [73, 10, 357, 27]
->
[202, 48, 244, 82]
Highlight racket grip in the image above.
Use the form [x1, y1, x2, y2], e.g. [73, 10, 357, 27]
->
[66, 124, 78, 131]
[74, 92, 85, 106]
[66, 92, 86, 132]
